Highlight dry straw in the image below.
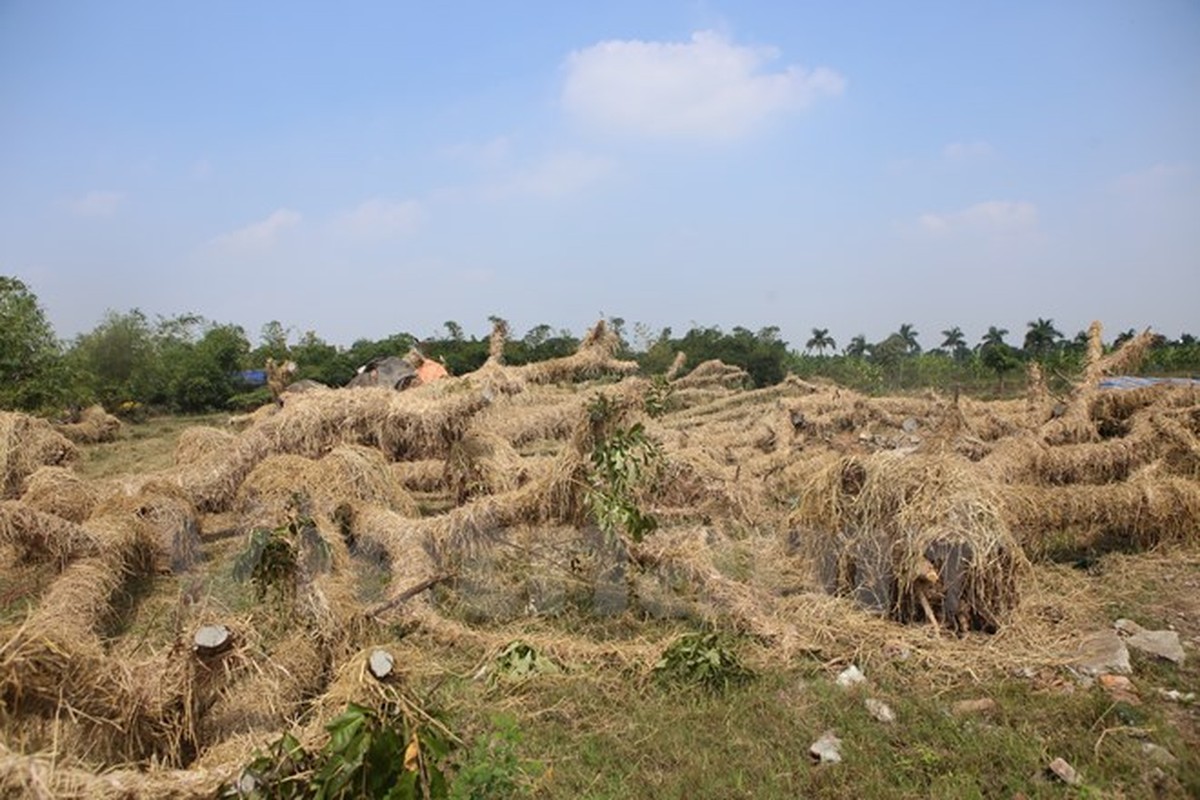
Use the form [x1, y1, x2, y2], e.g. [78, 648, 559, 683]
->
[173, 426, 236, 466]
[18, 466, 101, 523]
[0, 501, 101, 567]
[1000, 471, 1200, 553]
[791, 451, 1027, 631]
[0, 412, 78, 499]
[54, 405, 122, 445]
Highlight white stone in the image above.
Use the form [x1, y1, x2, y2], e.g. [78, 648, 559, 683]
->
[809, 730, 843, 764]
[1074, 630, 1131, 676]
[865, 698, 895, 724]
[836, 665, 866, 688]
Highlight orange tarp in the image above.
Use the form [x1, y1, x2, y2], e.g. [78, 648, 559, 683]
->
[416, 360, 449, 384]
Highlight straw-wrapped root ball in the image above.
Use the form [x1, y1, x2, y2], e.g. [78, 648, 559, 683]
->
[791, 452, 1028, 632]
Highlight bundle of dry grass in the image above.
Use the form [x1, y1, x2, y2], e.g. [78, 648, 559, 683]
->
[1090, 382, 1199, 422]
[232, 453, 314, 527]
[91, 487, 202, 574]
[982, 434, 1148, 486]
[631, 527, 796, 644]
[173, 426, 236, 466]
[0, 501, 100, 567]
[1041, 324, 1158, 445]
[19, 465, 101, 522]
[0, 412, 78, 498]
[198, 629, 327, 749]
[54, 404, 122, 444]
[389, 459, 446, 492]
[0, 741, 233, 800]
[261, 383, 491, 461]
[1000, 471, 1200, 553]
[168, 428, 273, 513]
[791, 452, 1027, 631]
[236, 447, 418, 530]
[444, 429, 528, 503]
[473, 391, 586, 449]
[671, 359, 750, 390]
[317, 445, 418, 514]
[516, 320, 639, 385]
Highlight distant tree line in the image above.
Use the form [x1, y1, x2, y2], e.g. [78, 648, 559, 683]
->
[1, 275, 1198, 416]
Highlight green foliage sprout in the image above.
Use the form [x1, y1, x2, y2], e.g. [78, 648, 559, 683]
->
[232, 499, 329, 602]
[226, 701, 453, 799]
[653, 631, 754, 694]
[583, 395, 662, 543]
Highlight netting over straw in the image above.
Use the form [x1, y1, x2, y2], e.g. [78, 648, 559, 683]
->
[792, 452, 1027, 631]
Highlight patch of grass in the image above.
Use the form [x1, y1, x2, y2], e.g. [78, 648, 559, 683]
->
[423, 646, 1199, 800]
[77, 413, 228, 479]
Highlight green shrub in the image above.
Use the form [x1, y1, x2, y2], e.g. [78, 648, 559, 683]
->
[654, 631, 753, 693]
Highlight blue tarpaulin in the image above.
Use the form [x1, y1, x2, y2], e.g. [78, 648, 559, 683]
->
[1098, 376, 1200, 389]
[237, 370, 268, 386]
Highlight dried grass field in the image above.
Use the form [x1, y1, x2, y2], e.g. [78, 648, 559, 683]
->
[1, 322, 1198, 798]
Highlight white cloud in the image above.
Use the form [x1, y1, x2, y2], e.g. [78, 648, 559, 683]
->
[441, 137, 513, 169]
[333, 199, 424, 239]
[485, 152, 615, 199]
[561, 30, 844, 140]
[943, 140, 994, 162]
[211, 209, 301, 250]
[918, 201, 1038, 234]
[69, 190, 124, 217]
[1113, 162, 1192, 194]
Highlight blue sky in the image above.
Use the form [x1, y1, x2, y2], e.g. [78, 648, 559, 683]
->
[2, 1, 1197, 351]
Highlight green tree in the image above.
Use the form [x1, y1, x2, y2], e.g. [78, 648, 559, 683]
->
[0, 276, 64, 410]
[896, 323, 921, 355]
[1023, 318, 1062, 359]
[166, 323, 251, 412]
[843, 334, 869, 359]
[805, 327, 836, 356]
[255, 320, 292, 363]
[979, 326, 1019, 390]
[940, 326, 969, 362]
[67, 309, 161, 408]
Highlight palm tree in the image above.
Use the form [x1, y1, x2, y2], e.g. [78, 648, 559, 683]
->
[844, 334, 869, 358]
[980, 326, 1009, 349]
[980, 326, 1017, 390]
[896, 323, 921, 355]
[1113, 328, 1137, 348]
[805, 327, 836, 356]
[1023, 318, 1062, 359]
[941, 326, 968, 362]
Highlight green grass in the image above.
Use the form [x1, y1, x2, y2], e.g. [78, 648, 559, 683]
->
[76, 412, 228, 479]
[420, 645, 1199, 799]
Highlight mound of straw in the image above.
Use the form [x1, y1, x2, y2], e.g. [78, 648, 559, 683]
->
[0, 412, 78, 499]
[174, 426, 236, 466]
[19, 466, 101, 522]
[671, 359, 750, 390]
[444, 429, 528, 503]
[0, 501, 101, 567]
[1000, 471, 1200, 553]
[55, 405, 122, 445]
[792, 452, 1027, 631]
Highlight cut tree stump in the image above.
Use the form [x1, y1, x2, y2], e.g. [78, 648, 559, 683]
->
[368, 648, 396, 681]
[193, 624, 233, 657]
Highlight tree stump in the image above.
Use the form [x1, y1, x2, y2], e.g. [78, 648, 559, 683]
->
[193, 624, 233, 657]
[368, 648, 396, 681]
